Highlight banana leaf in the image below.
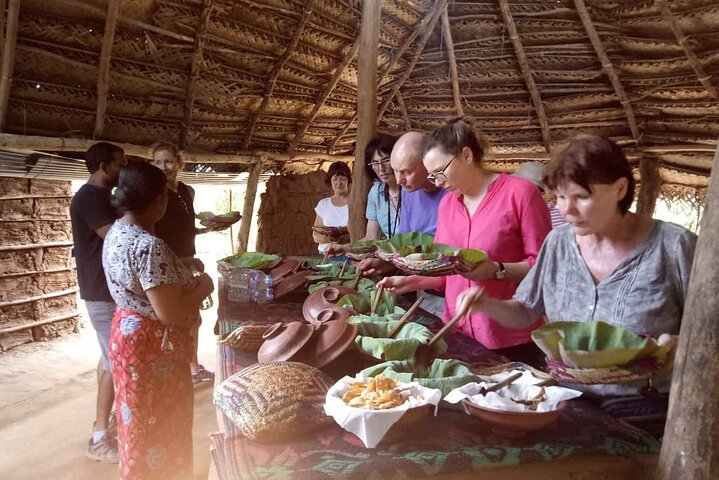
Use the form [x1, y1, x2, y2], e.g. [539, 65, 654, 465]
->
[374, 232, 435, 257]
[532, 321, 672, 368]
[348, 314, 446, 361]
[217, 252, 280, 270]
[361, 358, 480, 398]
[337, 290, 404, 316]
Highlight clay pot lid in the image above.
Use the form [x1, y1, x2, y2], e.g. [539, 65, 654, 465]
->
[315, 307, 356, 324]
[293, 320, 358, 368]
[257, 321, 313, 363]
[269, 259, 301, 282]
[273, 270, 311, 300]
[302, 285, 356, 322]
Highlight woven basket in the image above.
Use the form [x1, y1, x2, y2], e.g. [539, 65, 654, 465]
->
[392, 255, 459, 277]
[219, 324, 269, 351]
[214, 362, 334, 442]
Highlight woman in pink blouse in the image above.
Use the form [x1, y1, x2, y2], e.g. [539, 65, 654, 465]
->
[379, 117, 551, 363]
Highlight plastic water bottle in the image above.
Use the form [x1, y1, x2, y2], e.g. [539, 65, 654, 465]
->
[228, 268, 251, 303]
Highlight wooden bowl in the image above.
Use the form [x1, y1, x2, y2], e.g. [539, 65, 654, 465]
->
[269, 259, 301, 282]
[257, 321, 314, 363]
[381, 404, 433, 443]
[462, 400, 562, 438]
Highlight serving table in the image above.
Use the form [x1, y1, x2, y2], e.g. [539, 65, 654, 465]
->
[210, 282, 659, 480]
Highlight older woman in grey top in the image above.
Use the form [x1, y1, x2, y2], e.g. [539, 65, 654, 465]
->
[458, 134, 696, 350]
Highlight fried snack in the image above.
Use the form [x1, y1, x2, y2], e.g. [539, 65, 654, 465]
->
[510, 387, 547, 411]
[341, 374, 407, 410]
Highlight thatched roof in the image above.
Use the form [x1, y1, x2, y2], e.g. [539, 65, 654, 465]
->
[0, 0, 717, 186]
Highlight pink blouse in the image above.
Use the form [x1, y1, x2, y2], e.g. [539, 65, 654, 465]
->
[434, 173, 551, 349]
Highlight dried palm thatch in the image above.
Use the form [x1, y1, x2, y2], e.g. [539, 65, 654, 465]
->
[0, 0, 715, 197]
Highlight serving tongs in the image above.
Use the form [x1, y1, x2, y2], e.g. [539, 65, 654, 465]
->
[412, 289, 482, 374]
[370, 284, 385, 315]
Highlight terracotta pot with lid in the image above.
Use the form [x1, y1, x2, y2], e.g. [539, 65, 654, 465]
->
[257, 321, 313, 363]
[302, 285, 356, 323]
[292, 319, 358, 368]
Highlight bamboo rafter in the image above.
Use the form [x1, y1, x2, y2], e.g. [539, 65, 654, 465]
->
[377, 0, 450, 119]
[441, 9, 463, 116]
[93, 0, 120, 139]
[498, 0, 551, 153]
[243, 0, 314, 150]
[655, 0, 719, 100]
[396, 91, 412, 131]
[180, 0, 215, 149]
[287, 38, 360, 153]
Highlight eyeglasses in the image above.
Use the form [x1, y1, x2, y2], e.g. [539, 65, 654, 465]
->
[370, 157, 391, 169]
[427, 153, 458, 185]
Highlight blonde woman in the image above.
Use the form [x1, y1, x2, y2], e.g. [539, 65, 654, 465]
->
[151, 141, 227, 382]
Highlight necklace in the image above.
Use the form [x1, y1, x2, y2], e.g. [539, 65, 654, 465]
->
[170, 186, 190, 215]
[384, 184, 400, 238]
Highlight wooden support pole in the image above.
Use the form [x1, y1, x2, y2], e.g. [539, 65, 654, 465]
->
[441, 9, 464, 116]
[657, 141, 719, 480]
[347, 0, 380, 242]
[636, 156, 662, 216]
[0, 0, 20, 132]
[236, 159, 263, 253]
[180, 0, 215, 149]
[93, 0, 120, 139]
[498, 0, 551, 153]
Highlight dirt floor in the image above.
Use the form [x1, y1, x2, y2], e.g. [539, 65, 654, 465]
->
[0, 283, 221, 480]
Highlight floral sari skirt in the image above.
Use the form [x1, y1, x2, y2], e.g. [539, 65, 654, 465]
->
[109, 308, 194, 480]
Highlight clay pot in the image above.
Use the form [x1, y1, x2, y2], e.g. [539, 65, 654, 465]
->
[269, 259, 301, 283]
[257, 321, 313, 363]
[462, 400, 562, 438]
[293, 320, 358, 368]
[302, 286, 356, 323]
[273, 270, 311, 300]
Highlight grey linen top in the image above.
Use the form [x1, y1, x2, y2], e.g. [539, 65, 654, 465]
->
[515, 220, 697, 337]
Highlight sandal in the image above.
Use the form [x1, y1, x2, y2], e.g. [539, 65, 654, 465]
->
[191, 365, 215, 384]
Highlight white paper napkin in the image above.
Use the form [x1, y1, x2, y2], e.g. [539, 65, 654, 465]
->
[324, 374, 442, 448]
[444, 369, 582, 413]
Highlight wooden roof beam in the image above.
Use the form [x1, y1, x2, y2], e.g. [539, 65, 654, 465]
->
[377, 0, 450, 119]
[92, 0, 120, 139]
[655, 0, 719, 100]
[243, 0, 314, 150]
[0, 133, 353, 163]
[179, 0, 215, 149]
[441, 9, 464, 116]
[0, 0, 20, 132]
[287, 38, 360, 153]
[498, 0, 551, 153]
[574, 0, 640, 142]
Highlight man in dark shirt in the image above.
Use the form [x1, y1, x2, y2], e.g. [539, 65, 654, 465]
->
[70, 142, 126, 463]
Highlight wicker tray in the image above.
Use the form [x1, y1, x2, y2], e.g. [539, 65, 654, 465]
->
[391, 248, 486, 277]
[545, 353, 674, 384]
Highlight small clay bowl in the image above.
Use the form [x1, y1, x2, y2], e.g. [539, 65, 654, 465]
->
[302, 285, 356, 323]
[462, 400, 562, 438]
[257, 321, 313, 363]
[315, 307, 356, 324]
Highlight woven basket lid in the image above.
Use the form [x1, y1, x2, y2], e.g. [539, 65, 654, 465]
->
[214, 361, 334, 441]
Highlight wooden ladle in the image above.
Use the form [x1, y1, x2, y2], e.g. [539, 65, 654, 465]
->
[412, 288, 482, 373]
[387, 297, 424, 339]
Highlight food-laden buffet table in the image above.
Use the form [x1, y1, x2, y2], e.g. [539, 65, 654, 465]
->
[209, 281, 659, 480]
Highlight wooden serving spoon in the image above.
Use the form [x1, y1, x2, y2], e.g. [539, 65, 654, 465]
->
[387, 297, 424, 339]
[370, 284, 385, 315]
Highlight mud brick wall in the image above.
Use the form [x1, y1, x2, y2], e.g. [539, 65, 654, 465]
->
[0, 177, 78, 352]
[256, 171, 330, 256]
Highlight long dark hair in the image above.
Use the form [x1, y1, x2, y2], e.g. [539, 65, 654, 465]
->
[112, 161, 167, 214]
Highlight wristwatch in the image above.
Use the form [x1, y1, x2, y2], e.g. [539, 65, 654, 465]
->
[494, 261, 506, 280]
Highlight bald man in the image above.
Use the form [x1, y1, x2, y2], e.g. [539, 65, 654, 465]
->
[391, 131, 446, 235]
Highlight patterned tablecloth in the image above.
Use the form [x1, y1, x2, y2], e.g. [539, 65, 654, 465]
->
[211, 284, 660, 480]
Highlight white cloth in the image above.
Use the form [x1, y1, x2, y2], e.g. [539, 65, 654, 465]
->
[314, 197, 348, 253]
